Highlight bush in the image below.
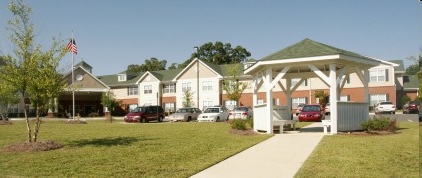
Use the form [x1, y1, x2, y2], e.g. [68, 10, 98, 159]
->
[231, 119, 247, 130]
[245, 118, 253, 129]
[361, 116, 397, 132]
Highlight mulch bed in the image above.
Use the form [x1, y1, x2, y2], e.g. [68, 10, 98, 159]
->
[0, 120, 13, 125]
[229, 129, 258, 136]
[2, 140, 63, 153]
[338, 130, 396, 136]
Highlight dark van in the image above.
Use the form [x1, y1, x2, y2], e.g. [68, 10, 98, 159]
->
[124, 105, 164, 123]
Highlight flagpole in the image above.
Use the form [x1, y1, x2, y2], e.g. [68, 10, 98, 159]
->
[71, 32, 75, 121]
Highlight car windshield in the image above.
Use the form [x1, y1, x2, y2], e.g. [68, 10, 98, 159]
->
[204, 108, 219, 113]
[409, 101, 420, 105]
[133, 107, 147, 112]
[176, 108, 191, 113]
[380, 102, 393, 105]
[302, 105, 320, 112]
[234, 107, 248, 111]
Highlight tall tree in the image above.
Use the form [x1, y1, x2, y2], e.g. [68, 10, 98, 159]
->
[222, 64, 248, 107]
[127, 57, 167, 73]
[1, 0, 66, 142]
[179, 41, 251, 68]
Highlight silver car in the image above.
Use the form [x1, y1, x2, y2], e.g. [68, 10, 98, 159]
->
[229, 106, 253, 120]
[168, 107, 202, 122]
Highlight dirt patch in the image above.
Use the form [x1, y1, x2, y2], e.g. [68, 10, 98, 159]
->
[338, 130, 396, 136]
[2, 140, 63, 153]
[0, 120, 13, 125]
[229, 129, 258, 136]
[64, 120, 87, 124]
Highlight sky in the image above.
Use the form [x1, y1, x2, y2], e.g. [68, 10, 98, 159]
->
[0, 0, 420, 76]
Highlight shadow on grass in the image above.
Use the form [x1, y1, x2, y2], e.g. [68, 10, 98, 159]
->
[67, 136, 157, 147]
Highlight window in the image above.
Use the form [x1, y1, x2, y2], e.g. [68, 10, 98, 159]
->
[370, 69, 388, 82]
[144, 85, 152, 94]
[370, 94, 387, 106]
[127, 86, 138, 95]
[182, 82, 191, 92]
[118, 74, 126, 82]
[202, 81, 212, 91]
[163, 84, 176, 93]
[257, 99, 264, 105]
[164, 103, 175, 112]
[291, 78, 307, 87]
[292, 97, 307, 108]
[340, 95, 349, 101]
[202, 101, 213, 110]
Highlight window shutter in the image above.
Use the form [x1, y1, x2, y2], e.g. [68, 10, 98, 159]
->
[385, 69, 389, 81]
[305, 97, 308, 104]
[386, 93, 389, 101]
[304, 78, 308, 86]
[127, 87, 129, 96]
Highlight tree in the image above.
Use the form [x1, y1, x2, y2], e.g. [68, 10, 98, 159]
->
[405, 64, 419, 75]
[0, 78, 20, 120]
[179, 41, 251, 68]
[168, 63, 178, 70]
[1, 0, 66, 142]
[127, 57, 167, 73]
[222, 64, 248, 107]
[101, 91, 120, 122]
[182, 90, 194, 107]
[314, 90, 328, 106]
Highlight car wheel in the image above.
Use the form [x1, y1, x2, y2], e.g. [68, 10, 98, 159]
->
[216, 117, 220, 122]
[296, 113, 299, 116]
[187, 116, 192, 122]
[392, 112, 395, 114]
[140, 118, 146, 123]
[158, 116, 163, 122]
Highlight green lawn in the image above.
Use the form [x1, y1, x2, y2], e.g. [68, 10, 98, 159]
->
[295, 122, 419, 178]
[0, 120, 271, 177]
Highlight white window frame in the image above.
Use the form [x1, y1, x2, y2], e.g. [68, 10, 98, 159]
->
[370, 69, 386, 82]
[164, 102, 175, 112]
[202, 81, 212, 91]
[370, 94, 387, 106]
[144, 85, 152, 94]
[127, 86, 138, 96]
[291, 78, 307, 87]
[163, 84, 176, 94]
[182, 82, 192, 92]
[118, 74, 126, 82]
[292, 97, 306, 108]
[202, 101, 213, 110]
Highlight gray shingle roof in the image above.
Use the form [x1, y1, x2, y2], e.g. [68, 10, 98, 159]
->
[260, 38, 371, 61]
[403, 75, 419, 89]
[389, 60, 405, 72]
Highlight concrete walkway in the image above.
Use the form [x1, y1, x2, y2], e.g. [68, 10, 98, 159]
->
[191, 123, 325, 178]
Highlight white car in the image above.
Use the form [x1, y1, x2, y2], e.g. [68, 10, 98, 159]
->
[374, 101, 396, 114]
[324, 103, 330, 115]
[229, 106, 253, 120]
[168, 107, 202, 122]
[198, 106, 229, 122]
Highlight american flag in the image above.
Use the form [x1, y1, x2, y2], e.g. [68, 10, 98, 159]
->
[67, 38, 77, 54]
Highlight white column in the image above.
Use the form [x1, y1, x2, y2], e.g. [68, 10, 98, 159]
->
[329, 64, 338, 134]
[265, 67, 273, 133]
[286, 78, 292, 119]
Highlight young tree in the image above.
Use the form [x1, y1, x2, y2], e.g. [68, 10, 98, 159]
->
[101, 91, 120, 122]
[222, 64, 248, 107]
[314, 90, 328, 107]
[182, 90, 194, 107]
[1, 0, 66, 142]
[0, 79, 20, 120]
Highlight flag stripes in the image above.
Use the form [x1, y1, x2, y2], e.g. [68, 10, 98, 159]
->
[67, 38, 77, 54]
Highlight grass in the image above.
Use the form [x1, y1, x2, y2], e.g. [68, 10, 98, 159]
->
[295, 122, 419, 178]
[0, 120, 271, 177]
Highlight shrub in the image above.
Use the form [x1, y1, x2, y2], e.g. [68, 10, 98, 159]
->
[361, 116, 397, 132]
[231, 119, 247, 130]
[245, 118, 253, 129]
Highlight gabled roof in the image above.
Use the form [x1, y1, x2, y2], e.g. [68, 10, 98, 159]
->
[74, 60, 92, 69]
[403, 75, 419, 89]
[173, 58, 223, 81]
[98, 72, 143, 87]
[389, 60, 405, 73]
[63, 66, 110, 89]
[260, 38, 373, 61]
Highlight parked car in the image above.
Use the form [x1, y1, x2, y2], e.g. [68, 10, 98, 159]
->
[168, 107, 202, 122]
[295, 103, 306, 116]
[229, 106, 253, 120]
[198, 106, 229, 122]
[324, 103, 330, 115]
[124, 105, 165, 123]
[374, 101, 396, 114]
[403, 100, 420, 114]
[298, 104, 325, 122]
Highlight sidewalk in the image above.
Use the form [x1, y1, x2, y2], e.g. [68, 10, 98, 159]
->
[191, 123, 325, 178]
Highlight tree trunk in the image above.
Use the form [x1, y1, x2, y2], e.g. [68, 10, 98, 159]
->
[33, 107, 42, 142]
[24, 104, 32, 142]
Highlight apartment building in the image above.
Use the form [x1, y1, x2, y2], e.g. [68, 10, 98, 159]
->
[1, 39, 418, 117]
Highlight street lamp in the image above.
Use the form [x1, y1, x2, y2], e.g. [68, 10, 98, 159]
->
[194, 47, 200, 109]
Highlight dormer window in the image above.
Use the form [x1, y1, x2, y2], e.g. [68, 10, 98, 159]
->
[118, 74, 126, 82]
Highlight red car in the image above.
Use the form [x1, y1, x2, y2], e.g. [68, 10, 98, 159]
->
[298, 104, 325, 122]
[403, 100, 420, 114]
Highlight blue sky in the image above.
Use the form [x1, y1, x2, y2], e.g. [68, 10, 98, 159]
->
[0, 0, 420, 76]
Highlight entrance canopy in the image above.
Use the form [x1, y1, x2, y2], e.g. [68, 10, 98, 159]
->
[244, 39, 383, 134]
